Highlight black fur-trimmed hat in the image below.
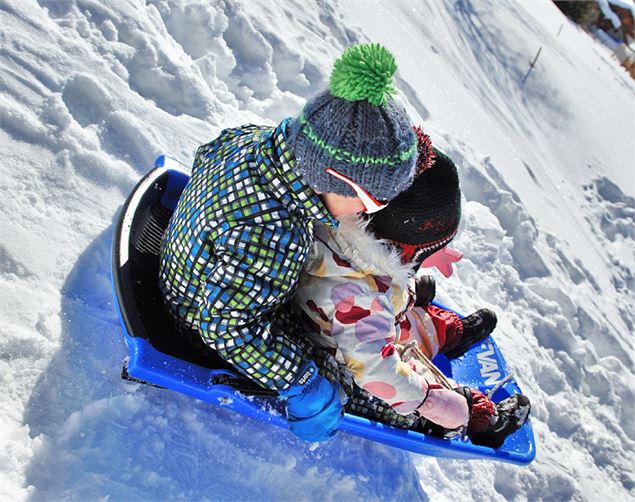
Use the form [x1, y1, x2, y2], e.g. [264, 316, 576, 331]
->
[368, 127, 461, 266]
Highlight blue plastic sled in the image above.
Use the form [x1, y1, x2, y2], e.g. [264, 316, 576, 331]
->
[111, 156, 536, 465]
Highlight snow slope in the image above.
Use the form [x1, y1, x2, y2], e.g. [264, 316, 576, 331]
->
[1, 0, 633, 500]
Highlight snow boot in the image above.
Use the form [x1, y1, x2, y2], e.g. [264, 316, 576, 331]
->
[443, 308, 497, 359]
[468, 394, 531, 449]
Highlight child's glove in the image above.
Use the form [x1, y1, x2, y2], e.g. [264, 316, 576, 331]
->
[414, 275, 436, 307]
[279, 361, 344, 442]
[416, 383, 470, 430]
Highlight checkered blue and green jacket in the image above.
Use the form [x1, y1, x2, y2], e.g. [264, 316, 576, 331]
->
[159, 121, 337, 391]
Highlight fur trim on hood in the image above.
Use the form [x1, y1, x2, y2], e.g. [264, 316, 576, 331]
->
[329, 215, 414, 289]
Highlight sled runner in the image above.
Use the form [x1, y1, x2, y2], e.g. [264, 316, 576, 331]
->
[111, 156, 536, 465]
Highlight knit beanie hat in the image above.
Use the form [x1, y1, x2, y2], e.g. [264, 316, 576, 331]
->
[368, 126, 462, 265]
[286, 43, 417, 201]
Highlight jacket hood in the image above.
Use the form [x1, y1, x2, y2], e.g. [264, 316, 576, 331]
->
[328, 215, 414, 289]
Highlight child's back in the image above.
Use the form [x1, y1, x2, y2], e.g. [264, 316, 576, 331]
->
[160, 123, 335, 389]
[158, 43, 419, 442]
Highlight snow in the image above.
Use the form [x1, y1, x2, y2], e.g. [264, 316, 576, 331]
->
[1, 0, 633, 500]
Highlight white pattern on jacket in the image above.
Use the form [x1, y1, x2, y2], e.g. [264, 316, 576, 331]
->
[295, 216, 469, 429]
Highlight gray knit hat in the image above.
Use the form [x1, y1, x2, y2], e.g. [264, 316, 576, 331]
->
[286, 44, 417, 201]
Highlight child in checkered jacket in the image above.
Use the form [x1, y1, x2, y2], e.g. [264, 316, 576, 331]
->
[159, 44, 419, 441]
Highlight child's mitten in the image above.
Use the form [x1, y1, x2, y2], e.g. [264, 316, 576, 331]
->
[279, 361, 344, 442]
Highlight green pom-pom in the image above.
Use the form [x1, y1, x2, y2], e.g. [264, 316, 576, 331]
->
[330, 43, 397, 106]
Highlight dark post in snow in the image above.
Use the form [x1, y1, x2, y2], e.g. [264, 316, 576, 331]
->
[521, 47, 543, 86]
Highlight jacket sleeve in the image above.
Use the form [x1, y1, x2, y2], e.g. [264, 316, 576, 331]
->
[197, 223, 309, 391]
[310, 276, 428, 415]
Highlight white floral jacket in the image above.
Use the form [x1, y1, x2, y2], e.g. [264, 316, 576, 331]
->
[295, 216, 467, 426]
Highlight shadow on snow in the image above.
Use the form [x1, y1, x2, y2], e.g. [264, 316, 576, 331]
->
[22, 227, 428, 500]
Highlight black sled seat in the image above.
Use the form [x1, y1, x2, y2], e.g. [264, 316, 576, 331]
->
[111, 156, 536, 464]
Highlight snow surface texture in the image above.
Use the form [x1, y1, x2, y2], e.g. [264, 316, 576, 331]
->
[1, 0, 634, 500]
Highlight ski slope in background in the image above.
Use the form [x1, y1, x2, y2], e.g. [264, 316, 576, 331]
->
[1, 0, 633, 500]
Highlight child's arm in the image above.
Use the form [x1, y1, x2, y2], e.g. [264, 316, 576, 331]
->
[197, 223, 312, 391]
[329, 288, 468, 428]
[349, 331, 468, 428]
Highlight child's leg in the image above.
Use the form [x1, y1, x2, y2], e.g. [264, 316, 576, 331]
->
[466, 389, 496, 433]
[346, 384, 419, 429]
[467, 391, 531, 448]
[425, 304, 464, 355]
[442, 308, 497, 359]
[398, 307, 444, 358]
[398, 304, 473, 358]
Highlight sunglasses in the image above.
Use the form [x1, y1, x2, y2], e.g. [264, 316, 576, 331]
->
[325, 168, 388, 214]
